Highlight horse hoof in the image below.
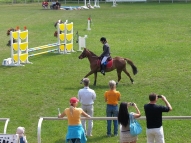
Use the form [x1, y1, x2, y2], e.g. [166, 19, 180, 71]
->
[130, 79, 134, 84]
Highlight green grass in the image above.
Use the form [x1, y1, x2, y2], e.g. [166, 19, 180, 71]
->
[0, 2, 191, 143]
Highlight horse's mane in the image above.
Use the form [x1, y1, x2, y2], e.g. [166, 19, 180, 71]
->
[88, 49, 98, 57]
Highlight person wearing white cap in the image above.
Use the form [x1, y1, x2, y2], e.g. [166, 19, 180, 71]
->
[58, 97, 90, 143]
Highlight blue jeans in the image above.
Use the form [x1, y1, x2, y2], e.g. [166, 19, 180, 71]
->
[106, 104, 119, 135]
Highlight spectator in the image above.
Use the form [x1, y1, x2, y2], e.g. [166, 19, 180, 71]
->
[144, 93, 172, 143]
[50, 0, 56, 9]
[58, 97, 90, 143]
[104, 80, 120, 137]
[118, 102, 141, 143]
[42, 0, 48, 9]
[56, 0, 61, 9]
[78, 78, 96, 137]
[16, 126, 28, 143]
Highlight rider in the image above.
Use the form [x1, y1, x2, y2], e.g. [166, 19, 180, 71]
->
[99, 37, 111, 75]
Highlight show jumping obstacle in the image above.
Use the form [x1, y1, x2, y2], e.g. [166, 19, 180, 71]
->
[2, 20, 74, 66]
[57, 20, 74, 54]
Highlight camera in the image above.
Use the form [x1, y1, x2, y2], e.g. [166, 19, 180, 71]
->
[158, 95, 162, 98]
[128, 102, 134, 106]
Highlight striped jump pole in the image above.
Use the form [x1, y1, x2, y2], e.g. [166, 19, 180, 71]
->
[28, 43, 64, 57]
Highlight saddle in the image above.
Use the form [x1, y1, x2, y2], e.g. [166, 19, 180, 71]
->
[98, 57, 113, 68]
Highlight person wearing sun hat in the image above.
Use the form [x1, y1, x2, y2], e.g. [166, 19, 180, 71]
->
[58, 97, 90, 143]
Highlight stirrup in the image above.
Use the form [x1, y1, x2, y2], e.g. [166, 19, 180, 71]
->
[101, 70, 105, 75]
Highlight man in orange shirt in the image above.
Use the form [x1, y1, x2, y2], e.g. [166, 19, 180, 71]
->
[104, 80, 121, 137]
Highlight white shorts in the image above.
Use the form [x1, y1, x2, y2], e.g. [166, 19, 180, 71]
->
[146, 126, 165, 143]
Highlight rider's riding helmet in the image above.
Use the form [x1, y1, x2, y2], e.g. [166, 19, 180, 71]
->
[100, 37, 106, 42]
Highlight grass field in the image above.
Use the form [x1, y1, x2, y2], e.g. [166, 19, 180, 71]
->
[0, 2, 191, 143]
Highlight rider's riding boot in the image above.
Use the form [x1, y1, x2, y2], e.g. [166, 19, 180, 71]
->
[101, 64, 105, 75]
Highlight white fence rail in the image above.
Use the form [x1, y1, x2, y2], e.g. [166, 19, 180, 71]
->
[37, 116, 191, 143]
[0, 118, 10, 134]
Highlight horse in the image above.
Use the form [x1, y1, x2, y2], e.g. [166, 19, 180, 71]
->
[78, 48, 138, 86]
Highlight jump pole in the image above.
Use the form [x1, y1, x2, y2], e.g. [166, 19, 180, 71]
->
[94, 0, 100, 8]
[87, 17, 91, 30]
[28, 43, 65, 57]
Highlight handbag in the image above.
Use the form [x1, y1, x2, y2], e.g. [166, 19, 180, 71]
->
[129, 112, 142, 136]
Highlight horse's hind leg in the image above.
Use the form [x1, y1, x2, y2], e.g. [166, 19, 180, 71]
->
[116, 70, 122, 85]
[123, 68, 134, 84]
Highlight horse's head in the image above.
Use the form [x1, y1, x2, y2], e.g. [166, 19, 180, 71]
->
[78, 48, 88, 59]
[79, 48, 98, 60]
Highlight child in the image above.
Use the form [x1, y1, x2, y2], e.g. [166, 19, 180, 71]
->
[16, 127, 28, 143]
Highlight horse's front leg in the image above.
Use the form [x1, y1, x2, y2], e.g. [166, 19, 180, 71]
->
[80, 70, 95, 84]
[93, 72, 97, 86]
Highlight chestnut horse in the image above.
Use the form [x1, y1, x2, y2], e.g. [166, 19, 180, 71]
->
[78, 48, 138, 86]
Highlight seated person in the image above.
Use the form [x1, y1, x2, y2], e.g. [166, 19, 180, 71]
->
[55, 1, 61, 9]
[50, 0, 56, 9]
[42, 0, 48, 9]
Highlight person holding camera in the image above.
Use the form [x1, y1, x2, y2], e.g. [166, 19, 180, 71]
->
[144, 93, 172, 143]
[118, 102, 141, 143]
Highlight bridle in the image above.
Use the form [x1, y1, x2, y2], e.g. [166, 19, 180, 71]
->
[79, 49, 88, 59]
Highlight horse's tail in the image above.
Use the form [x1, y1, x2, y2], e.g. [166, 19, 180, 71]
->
[124, 58, 138, 75]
